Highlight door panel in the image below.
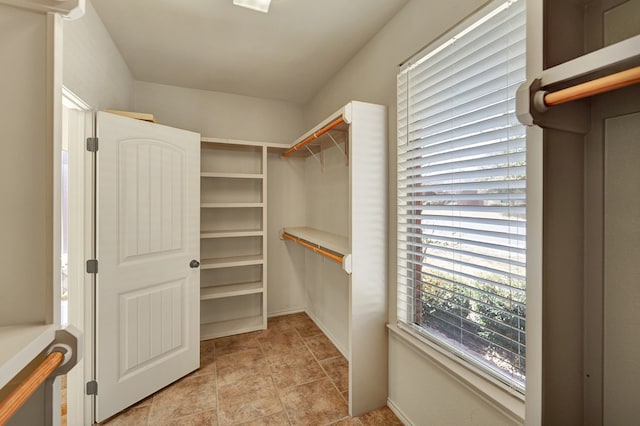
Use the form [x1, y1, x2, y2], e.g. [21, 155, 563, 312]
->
[95, 112, 200, 422]
[119, 140, 184, 260]
[120, 279, 184, 377]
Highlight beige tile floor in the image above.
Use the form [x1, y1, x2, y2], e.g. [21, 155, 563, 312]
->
[99, 313, 403, 425]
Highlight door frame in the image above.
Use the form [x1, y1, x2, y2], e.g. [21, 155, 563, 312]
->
[62, 86, 95, 426]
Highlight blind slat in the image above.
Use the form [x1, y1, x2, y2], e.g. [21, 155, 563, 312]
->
[397, 232, 526, 257]
[398, 269, 526, 309]
[400, 150, 526, 175]
[398, 164, 526, 186]
[416, 285, 526, 331]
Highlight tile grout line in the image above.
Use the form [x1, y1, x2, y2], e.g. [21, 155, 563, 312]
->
[145, 389, 155, 426]
[258, 329, 295, 425]
[295, 324, 351, 423]
[213, 342, 221, 426]
[148, 372, 218, 425]
[298, 328, 348, 405]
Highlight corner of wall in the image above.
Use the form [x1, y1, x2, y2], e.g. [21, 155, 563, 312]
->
[63, 0, 134, 110]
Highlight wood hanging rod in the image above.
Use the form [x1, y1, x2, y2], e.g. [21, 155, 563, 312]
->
[539, 65, 640, 109]
[282, 116, 345, 157]
[0, 351, 64, 425]
[281, 232, 344, 264]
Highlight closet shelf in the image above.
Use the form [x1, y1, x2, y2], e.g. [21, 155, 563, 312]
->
[280, 226, 352, 273]
[200, 281, 263, 300]
[200, 230, 263, 239]
[200, 172, 263, 179]
[281, 104, 352, 159]
[201, 202, 263, 208]
[201, 137, 290, 150]
[200, 255, 264, 269]
[0, 324, 56, 389]
[200, 316, 264, 340]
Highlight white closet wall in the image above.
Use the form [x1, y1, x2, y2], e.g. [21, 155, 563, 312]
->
[303, 145, 350, 353]
[266, 155, 307, 316]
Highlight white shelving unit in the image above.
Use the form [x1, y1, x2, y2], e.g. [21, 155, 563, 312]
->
[199, 139, 272, 340]
[279, 101, 388, 417]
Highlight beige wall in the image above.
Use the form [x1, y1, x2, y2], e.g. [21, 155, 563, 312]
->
[63, 0, 134, 109]
[0, 4, 50, 327]
[390, 333, 520, 425]
[133, 81, 304, 144]
[303, 0, 523, 423]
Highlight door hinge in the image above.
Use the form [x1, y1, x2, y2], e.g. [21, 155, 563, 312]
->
[86, 137, 99, 152]
[86, 259, 98, 274]
[86, 380, 98, 395]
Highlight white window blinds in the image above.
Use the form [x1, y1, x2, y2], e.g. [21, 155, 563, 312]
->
[396, 0, 526, 390]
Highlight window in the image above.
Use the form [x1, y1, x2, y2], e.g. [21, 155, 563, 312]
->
[396, 0, 526, 391]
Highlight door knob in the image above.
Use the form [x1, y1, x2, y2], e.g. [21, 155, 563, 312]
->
[190, 260, 200, 268]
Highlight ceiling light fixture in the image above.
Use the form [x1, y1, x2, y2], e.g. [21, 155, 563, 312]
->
[233, 0, 271, 13]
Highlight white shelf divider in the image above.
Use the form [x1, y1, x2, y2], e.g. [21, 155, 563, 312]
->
[200, 172, 264, 179]
[200, 255, 264, 269]
[200, 281, 263, 300]
[200, 316, 264, 340]
[200, 230, 263, 239]
[201, 202, 264, 208]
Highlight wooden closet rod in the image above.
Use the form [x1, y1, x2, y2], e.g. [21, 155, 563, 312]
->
[0, 351, 64, 425]
[282, 232, 344, 263]
[282, 116, 345, 157]
[542, 65, 640, 108]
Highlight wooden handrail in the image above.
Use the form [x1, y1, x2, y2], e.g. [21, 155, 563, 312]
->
[544, 65, 640, 107]
[282, 232, 344, 263]
[282, 116, 345, 157]
[0, 351, 64, 425]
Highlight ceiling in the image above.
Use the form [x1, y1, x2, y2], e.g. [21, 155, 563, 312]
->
[92, 0, 409, 104]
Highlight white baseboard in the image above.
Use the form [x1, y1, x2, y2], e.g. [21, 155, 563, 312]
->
[267, 307, 306, 318]
[267, 308, 349, 361]
[387, 398, 413, 426]
[303, 309, 349, 359]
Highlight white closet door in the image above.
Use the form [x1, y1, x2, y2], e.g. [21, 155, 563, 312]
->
[95, 112, 200, 422]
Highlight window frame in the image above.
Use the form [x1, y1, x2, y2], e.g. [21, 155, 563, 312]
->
[396, 0, 527, 394]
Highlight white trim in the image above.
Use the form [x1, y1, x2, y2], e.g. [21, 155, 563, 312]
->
[387, 398, 413, 426]
[62, 87, 92, 111]
[0, 0, 83, 17]
[48, 12, 62, 327]
[524, 0, 543, 423]
[305, 309, 348, 359]
[61, 87, 94, 426]
[388, 324, 525, 424]
[267, 307, 306, 318]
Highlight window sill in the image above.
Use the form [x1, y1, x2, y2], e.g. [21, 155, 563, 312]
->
[387, 323, 525, 424]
